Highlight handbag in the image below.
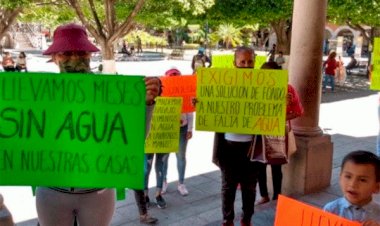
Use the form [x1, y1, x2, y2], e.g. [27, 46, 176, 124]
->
[263, 135, 288, 165]
[287, 124, 297, 157]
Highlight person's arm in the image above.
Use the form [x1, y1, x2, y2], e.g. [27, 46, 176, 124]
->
[362, 220, 380, 226]
[186, 113, 194, 139]
[191, 56, 195, 70]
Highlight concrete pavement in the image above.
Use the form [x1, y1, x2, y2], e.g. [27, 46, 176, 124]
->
[1, 53, 379, 225]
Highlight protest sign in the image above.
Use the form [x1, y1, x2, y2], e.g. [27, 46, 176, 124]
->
[160, 75, 196, 112]
[0, 72, 146, 189]
[275, 195, 361, 226]
[370, 37, 380, 90]
[145, 97, 182, 153]
[212, 54, 267, 69]
[196, 68, 287, 136]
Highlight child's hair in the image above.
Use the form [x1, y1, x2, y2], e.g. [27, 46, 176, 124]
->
[341, 150, 380, 182]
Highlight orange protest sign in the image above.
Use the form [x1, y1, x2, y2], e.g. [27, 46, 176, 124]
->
[275, 195, 361, 226]
[160, 75, 196, 113]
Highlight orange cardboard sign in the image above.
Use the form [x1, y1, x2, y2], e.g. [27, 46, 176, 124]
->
[275, 195, 361, 226]
[160, 75, 196, 113]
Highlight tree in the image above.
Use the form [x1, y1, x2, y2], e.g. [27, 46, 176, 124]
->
[328, 0, 380, 43]
[0, 1, 26, 44]
[206, 0, 294, 54]
[216, 23, 241, 48]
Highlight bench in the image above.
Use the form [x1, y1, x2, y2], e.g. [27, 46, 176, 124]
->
[168, 48, 184, 60]
[346, 60, 368, 75]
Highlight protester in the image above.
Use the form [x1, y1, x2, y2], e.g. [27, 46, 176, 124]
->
[36, 23, 161, 226]
[1, 52, 15, 72]
[134, 189, 158, 224]
[161, 68, 194, 196]
[213, 46, 257, 226]
[322, 51, 338, 93]
[191, 47, 211, 74]
[323, 150, 380, 225]
[255, 62, 304, 205]
[15, 51, 27, 72]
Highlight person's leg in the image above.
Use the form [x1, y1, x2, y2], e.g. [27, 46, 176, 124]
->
[239, 143, 258, 225]
[155, 153, 169, 208]
[256, 162, 269, 204]
[322, 73, 327, 91]
[75, 189, 115, 226]
[271, 164, 283, 200]
[133, 190, 158, 224]
[330, 75, 335, 92]
[144, 154, 154, 199]
[177, 126, 188, 184]
[36, 187, 76, 226]
[162, 153, 169, 193]
[221, 167, 238, 224]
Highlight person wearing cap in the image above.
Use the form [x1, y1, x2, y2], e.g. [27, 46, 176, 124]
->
[161, 68, 194, 196]
[191, 47, 211, 74]
[36, 23, 161, 226]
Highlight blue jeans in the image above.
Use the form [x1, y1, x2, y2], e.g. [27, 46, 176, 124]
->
[377, 105, 380, 156]
[145, 153, 169, 190]
[323, 74, 335, 91]
[163, 125, 189, 184]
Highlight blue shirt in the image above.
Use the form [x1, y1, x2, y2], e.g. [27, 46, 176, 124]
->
[323, 197, 380, 222]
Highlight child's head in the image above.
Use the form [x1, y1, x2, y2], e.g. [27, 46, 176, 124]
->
[339, 150, 380, 206]
[234, 46, 255, 69]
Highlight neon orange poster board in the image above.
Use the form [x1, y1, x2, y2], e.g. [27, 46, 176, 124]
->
[160, 75, 196, 113]
[275, 195, 361, 226]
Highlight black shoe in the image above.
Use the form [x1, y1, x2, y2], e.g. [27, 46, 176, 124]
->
[140, 214, 158, 225]
[155, 195, 167, 209]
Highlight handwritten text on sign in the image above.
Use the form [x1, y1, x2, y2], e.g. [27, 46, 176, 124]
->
[196, 68, 287, 136]
[370, 37, 380, 90]
[160, 75, 196, 113]
[145, 97, 182, 153]
[0, 72, 146, 189]
[275, 195, 361, 226]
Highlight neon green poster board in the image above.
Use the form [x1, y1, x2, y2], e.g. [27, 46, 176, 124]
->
[0, 72, 146, 189]
[196, 68, 288, 136]
[145, 97, 182, 153]
[370, 38, 380, 90]
[212, 54, 267, 69]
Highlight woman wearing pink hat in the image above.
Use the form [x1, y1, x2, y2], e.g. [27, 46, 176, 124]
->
[161, 68, 194, 196]
[36, 23, 161, 226]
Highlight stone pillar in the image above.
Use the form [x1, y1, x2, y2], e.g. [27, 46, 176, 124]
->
[282, 0, 333, 195]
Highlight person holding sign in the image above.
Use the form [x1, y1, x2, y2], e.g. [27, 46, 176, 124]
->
[255, 62, 304, 205]
[323, 150, 380, 226]
[212, 46, 257, 226]
[161, 68, 194, 196]
[35, 23, 161, 226]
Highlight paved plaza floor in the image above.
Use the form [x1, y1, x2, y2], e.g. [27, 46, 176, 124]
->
[1, 52, 379, 225]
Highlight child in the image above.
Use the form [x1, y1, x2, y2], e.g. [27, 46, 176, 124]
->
[323, 150, 380, 226]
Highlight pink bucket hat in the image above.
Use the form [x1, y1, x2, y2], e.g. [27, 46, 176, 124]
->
[43, 23, 99, 55]
[165, 68, 181, 76]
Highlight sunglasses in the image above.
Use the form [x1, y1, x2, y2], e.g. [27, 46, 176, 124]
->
[58, 51, 88, 57]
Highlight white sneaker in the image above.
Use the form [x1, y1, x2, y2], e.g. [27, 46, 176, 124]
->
[177, 184, 189, 196]
[162, 181, 168, 194]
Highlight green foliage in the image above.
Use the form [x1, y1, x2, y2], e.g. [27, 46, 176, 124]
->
[124, 30, 167, 47]
[215, 23, 242, 48]
[328, 0, 380, 27]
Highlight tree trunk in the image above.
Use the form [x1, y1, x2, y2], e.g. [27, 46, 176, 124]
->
[271, 19, 291, 54]
[100, 41, 116, 74]
[0, 8, 22, 42]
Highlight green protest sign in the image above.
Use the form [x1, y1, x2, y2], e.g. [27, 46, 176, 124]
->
[212, 54, 267, 69]
[370, 38, 380, 90]
[0, 72, 146, 189]
[145, 97, 182, 153]
[196, 68, 287, 136]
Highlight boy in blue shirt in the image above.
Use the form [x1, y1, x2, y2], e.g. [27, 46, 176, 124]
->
[324, 150, 380, 226]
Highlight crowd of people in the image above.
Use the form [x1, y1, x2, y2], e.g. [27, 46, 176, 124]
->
[1, 22, 379, 226]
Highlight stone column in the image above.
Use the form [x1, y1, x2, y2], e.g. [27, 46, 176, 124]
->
[282, 0, 333, 195]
